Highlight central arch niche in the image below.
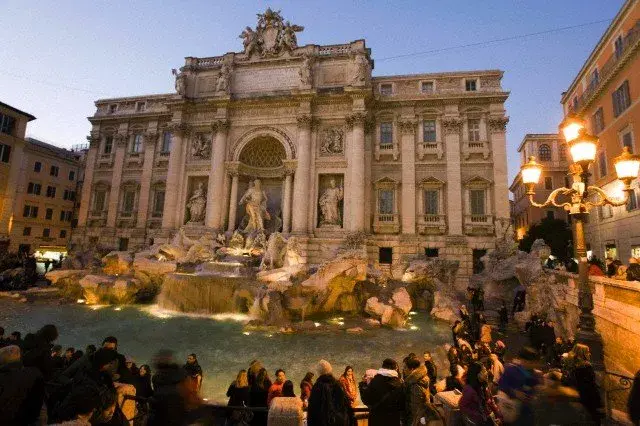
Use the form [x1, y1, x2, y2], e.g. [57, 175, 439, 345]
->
[234, 136, 288, 233]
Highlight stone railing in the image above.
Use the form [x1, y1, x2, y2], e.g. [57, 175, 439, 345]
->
[417, 214, 446, 235]
[316, 44, 351, 56]
[462, 140, 490, 160]
[550, 271, 640, 376]
[463, 214, 494, 236]
[417, 141, 444, 160]
[373, 213, 400, 234]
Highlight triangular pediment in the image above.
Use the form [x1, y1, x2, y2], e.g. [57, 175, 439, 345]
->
[464, 175, 493, 186]
[374, 176, 399, 185]
[419, 176, 445, 186]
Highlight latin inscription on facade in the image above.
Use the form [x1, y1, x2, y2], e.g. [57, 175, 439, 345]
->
[233, 67, 299, 93]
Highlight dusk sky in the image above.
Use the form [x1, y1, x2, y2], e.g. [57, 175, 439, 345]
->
[0, 0, 623, 184]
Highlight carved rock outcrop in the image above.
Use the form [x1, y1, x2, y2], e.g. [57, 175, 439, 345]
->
[101, 251, 133, 275]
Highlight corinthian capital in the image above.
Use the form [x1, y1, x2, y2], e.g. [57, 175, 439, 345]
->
[488, 116, 509, 132]
[166, 122, 189, 136]
[441, 117, 462, 135]
[296, 115, 313, 128]
[211, 120, 230, 134]
[87, 133, 101, 148]
[346, 112, 368, 129]
[144, 132, 159, 144]
[398, 120, 416, 135]
[114, 133, 128, 146]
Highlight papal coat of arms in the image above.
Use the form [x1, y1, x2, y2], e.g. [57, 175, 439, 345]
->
[239, 8, 304, 57]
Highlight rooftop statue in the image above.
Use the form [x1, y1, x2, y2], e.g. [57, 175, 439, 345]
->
[239, 8, 304, 57]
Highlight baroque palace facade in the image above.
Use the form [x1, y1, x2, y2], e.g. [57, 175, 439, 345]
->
[75, 9, 510, 280]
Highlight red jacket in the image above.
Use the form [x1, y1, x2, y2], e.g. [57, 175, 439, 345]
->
[267, 381, 284, 406]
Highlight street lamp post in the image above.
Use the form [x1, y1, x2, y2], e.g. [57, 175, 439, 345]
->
[520, 115, 640, 370]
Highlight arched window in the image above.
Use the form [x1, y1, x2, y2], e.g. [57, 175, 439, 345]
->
[539, 144, 552, 161]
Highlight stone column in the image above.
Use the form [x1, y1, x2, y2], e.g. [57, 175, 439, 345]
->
[292, 115, 312, 234]
[347, 113, 367, 231]
[162, 124, 187, 229]
[206, 120, 229, 229]
[220, 172, 231, 230]
[76, 135, 100, 228]
[282, 173, 293, 234]
[136, 132, 158, 228]
[226, 168, 239, 233]
[0, 138, 25, 237]
[399, 119, 416, 234]
[106, 134, 128, 228]
[488, 116, 510, 221]
[442, 117, 463, 235]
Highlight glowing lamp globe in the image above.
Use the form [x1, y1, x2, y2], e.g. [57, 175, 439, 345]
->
[521, 156, 542, 194]
[560, 115, 585, 143]
[568, 133, 598, 167]
[614, 146, 640, 188]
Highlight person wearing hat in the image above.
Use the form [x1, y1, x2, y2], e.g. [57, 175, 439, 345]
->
[307, 360, 354, 426]
[359, 358, 405, 426]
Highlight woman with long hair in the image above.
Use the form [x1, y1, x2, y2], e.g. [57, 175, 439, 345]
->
[137, 364, 154, 399]
[339, 366, 358, 407]
[227, 369, 251, 426]
[300, 372, 314, 408]
[250, 368, 271, 426]
[569, 344, 603, 425]
[459, 362, 501, 426]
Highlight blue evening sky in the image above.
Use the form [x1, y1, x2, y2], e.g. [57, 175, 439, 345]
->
[0, 1, 623, 185]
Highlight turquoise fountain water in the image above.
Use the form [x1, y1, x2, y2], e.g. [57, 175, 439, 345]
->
[0, 299, 452, 403]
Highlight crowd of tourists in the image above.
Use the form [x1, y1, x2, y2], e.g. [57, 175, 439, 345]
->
[1, 304, 640, 426]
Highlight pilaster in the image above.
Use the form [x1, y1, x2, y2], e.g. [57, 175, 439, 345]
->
[106, 133, 128, 228]
[226, 162, 240, 232]
[398, 119, 416, 234]
[442, 117, 463, 235]
[292, 115, 313, 234]
[347, 112, 367, 231]
[136, 132, 158, 228]
[489, 116, 510, 222]
[162, 123, 188, 229]
[206, 119, 229, 229]
[77, 134, 100, 228]
[0, 138, 25, 237]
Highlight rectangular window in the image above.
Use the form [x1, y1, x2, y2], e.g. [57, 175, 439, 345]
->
[42, 228, 50, 238]
[600, 204, 613, 219]
[132, 134, 143, 153]
[627, 190, 638, 211]
[378, 189, 394, 215]
[60, 210, 65, 221]
[153, 191, 165, 217]
[544, 176, 553, 190]
[22, 227, 31, 236]
[68, 170, 75, 181]
[465, 79, 477, 91]
[50, 165, 59, 177]
[34, 161, 41, 172]
[564, 176, 571, 188]
[136, 101, 146, 112]
[612, 81, 631, 117]
[104, 136, 113, 154]
[46, 186, 56, 198]
[470, 189, 486, 216]
[425, 248, 439, 258]
[45, 208, 53, 220]
[423, 120, 436, 142]
[424, 190, 439, 215]
[109, 104, 117, 114]
[614, 35, 624, 58]
[421, 81, 434, 93]
[622, 131, 634, 154]
[592, 107, 605, 133]
[379, 247, 393, 264]
[468, 119, 480, 142]
[0, 113, 15, 135]
[380, 122, 393, 146]
[94, 191, 106, 212]
[380, 84, 393, 95]
[161, 132, 172, 152]
[27, 182, 35, 194]
[118, 238, 129, 251]
[122, 191, 135, 213]
[65, 211, 72, 222]
[598, 151, 607, 178]
[0, 143, 11, 163]
[63, 189, 69, 200]
[60, 229, 67, 239]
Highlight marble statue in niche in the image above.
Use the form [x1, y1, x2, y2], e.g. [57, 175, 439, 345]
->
[320, 128, 344, 156]
[299, 54, 313, 86]
[239, 179, 270, 232]
[191, 133, 211, 159]
[318, 177, 344, 227]
[216, 63, 232, 93]
[351, 53, 369, 85]
[186, 181, 207, 223]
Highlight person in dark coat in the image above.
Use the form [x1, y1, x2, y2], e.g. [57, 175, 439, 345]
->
[423, 351, 438, 396]
[249, 367, 271, 426]
[184, 353, 203, 391]
[22, 324, 58, 381]
[359, 358, 405, 426]
[404, 356, 439, 426]
[626, 258, 640, 281]
[569, 344, 603, 425]
[227, 369, 250, 406]
[136, 364, 154, 399]
[102, 336, 133, 385]
[307, 360, 354, 426]
[445, 364, 465, 392]
[0, 345, 45, 425]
